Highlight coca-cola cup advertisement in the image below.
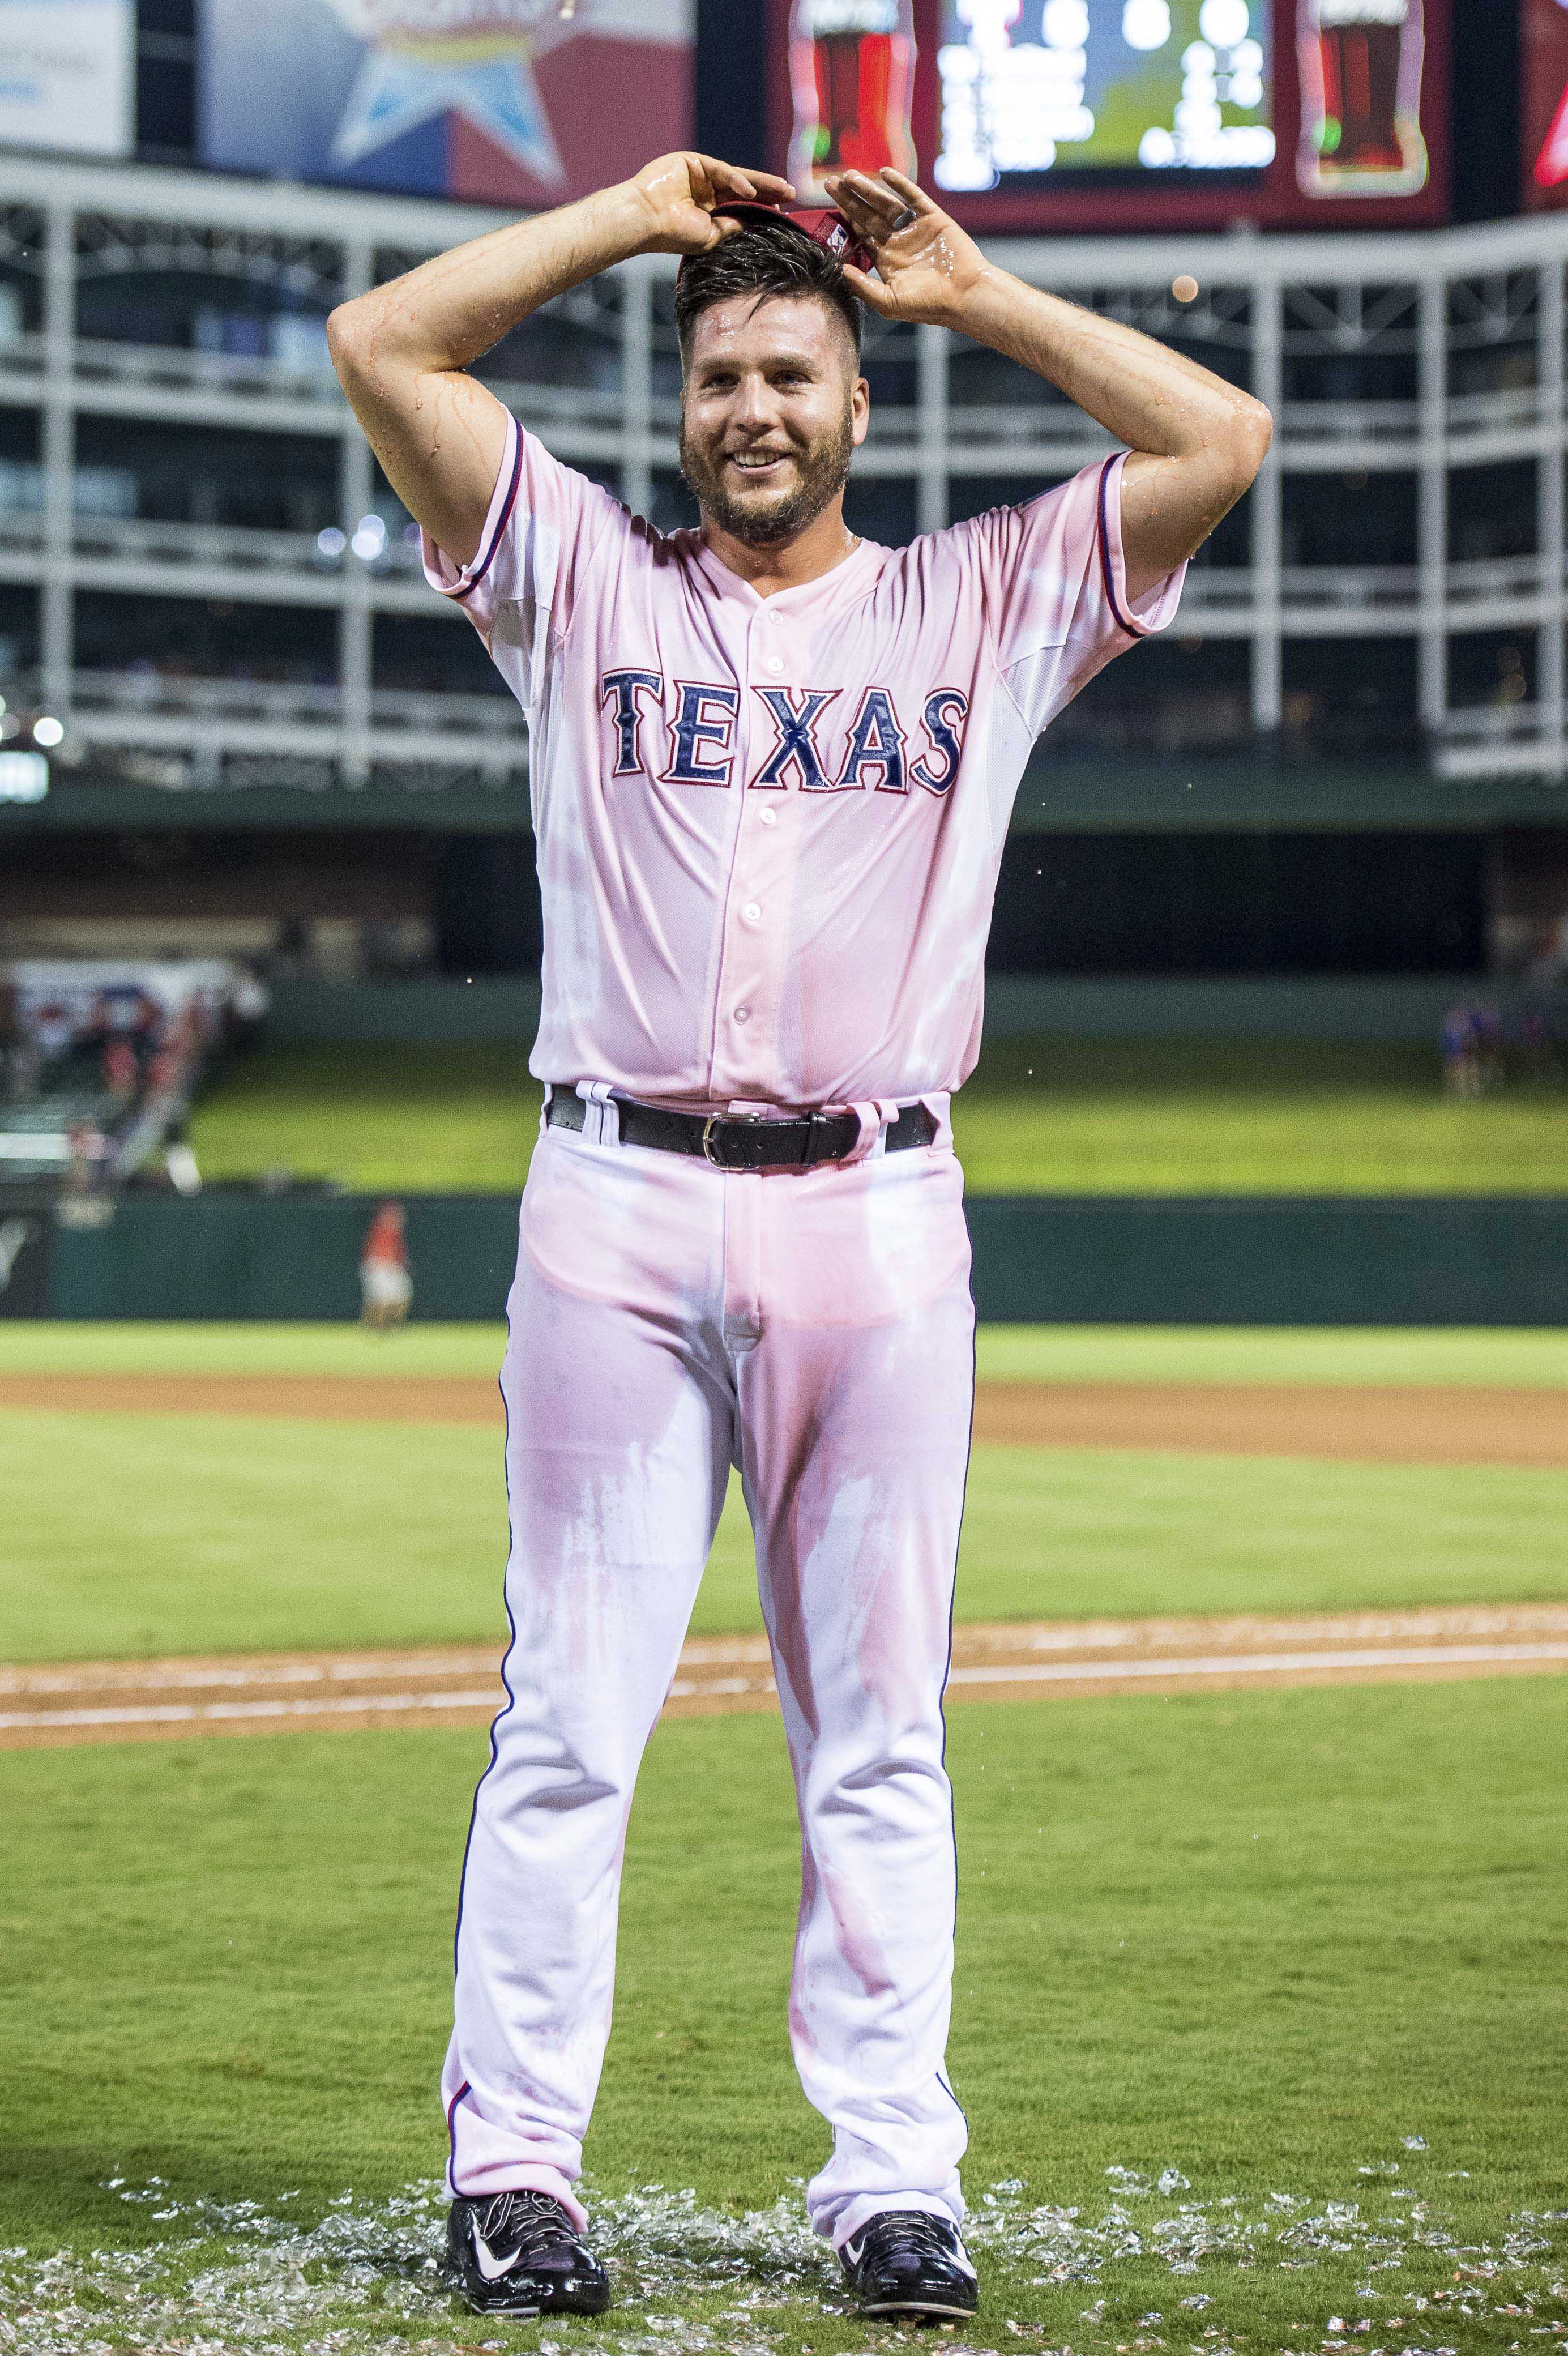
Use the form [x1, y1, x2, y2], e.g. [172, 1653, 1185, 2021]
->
[787, 0, 919, 199]
[1297, 0, 1429, 195]
[1522, 0, 1568, 208]
[766, 0, 1450, 232]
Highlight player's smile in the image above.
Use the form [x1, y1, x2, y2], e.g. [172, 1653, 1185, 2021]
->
[724, 446, 794, 484]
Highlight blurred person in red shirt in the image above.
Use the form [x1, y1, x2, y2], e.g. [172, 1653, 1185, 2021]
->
[360, 1200, 412, 1331]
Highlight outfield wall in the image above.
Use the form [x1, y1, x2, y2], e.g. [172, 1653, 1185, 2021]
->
[260, 976, 1563, 1049]
[7, 1191, 1565, 1326]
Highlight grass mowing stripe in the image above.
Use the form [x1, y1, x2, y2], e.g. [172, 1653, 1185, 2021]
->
[5, 1415, 1568, 1664]
[187, 1042, 539, 1197]
[0, 1681, 1563, 2355]
[974, 1323, 1568, 1389]
[0, 1321, 514, 1380]
[956, 1445, 1568, 1623]
[954, 1035, 1568, 1194]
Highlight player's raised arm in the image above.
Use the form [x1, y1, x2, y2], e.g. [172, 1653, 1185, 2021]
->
[326, 152, 797, 569]
[825, 165, 1272, 607]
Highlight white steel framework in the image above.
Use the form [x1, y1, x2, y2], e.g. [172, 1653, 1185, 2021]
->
[2, 155, 1568, 791]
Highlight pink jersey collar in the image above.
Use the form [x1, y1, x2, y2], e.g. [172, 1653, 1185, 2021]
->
[687, 528, 886, 614]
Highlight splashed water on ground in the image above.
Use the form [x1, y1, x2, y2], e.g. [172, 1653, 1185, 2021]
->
[1, 2171, 1564, 2356]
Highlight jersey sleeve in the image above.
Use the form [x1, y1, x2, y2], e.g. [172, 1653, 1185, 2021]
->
[969, 449, 1186, 738]
[420, 412, 625, 705]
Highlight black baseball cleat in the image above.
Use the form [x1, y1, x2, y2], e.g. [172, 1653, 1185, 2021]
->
[443, 2189, 612, 2316]
[838, 2209, 980, 2317]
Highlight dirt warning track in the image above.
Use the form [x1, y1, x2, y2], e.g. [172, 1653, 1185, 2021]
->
[3, 1603, 1566, 1751]
[3, 1373, 1566, 1466]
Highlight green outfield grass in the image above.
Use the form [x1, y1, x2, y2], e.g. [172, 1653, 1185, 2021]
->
[3, 1322, 1567, 1662]
[190, 1043, 539, 1196]
[2, 1684, 1565, 2356]
[6, 1318, 1567, 1387]
[186, 1037, 1568, 1195]
[4, 1323, 1566, 2353]
[8, 1414, 1568, 1661]
[957, 1036, 1568, 1195]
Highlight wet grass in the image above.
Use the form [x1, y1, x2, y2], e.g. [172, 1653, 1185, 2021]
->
[2, 1680, 1565, 2354]
[185, 1038, 1568, 1197]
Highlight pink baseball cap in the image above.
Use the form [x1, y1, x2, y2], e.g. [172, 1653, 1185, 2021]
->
[695, 199, 877, 278]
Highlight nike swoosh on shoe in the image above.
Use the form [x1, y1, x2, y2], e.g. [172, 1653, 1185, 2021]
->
[472, 2227, 523, 2281]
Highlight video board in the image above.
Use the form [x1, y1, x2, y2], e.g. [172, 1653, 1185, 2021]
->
[1522, 0, 1568, 208]
[199, 0, 693, 211]
[770, 0, 1449, 229]
[0, 0, 135, 159]
[934, 0, 1276, 190]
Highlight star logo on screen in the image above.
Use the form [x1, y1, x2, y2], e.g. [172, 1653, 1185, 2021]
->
[323, 0, 593, 187]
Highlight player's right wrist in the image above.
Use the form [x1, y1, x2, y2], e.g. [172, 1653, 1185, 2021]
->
[601, 176, 668, 260]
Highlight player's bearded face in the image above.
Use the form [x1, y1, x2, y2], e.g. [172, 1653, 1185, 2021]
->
[680, 296, 862, 547]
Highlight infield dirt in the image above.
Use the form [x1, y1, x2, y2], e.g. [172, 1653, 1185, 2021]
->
[4, 1603, 1567, 1750]
[1, 1373, 1564, 1466]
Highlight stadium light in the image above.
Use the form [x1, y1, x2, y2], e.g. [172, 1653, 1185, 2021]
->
[0, 750, 48, 803]
[31, 714, 64, 747]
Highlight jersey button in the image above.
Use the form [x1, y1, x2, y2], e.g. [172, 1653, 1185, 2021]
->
[764, 655, 785, 675]
[742, 902, 762, 922]
[733, 1006, 751, 1024]
[758, 806, 777, 825]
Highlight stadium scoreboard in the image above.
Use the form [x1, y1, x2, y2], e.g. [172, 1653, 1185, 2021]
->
[0, 0, 1476, 235]
[771, 0, 1450, 228]
[933, 0, 1276, 191]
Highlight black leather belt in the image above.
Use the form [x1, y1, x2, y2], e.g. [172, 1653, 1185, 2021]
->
[546, 1089, 938, 1172]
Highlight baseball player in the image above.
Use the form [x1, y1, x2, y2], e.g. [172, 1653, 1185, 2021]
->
[327, 151, 1268, 2322]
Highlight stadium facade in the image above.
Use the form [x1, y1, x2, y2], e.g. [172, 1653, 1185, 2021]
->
[2, 138, 1567, 980]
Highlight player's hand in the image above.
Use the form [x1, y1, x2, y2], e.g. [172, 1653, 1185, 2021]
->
[626, 152, 798, 258]
[824, 168, 990, 328]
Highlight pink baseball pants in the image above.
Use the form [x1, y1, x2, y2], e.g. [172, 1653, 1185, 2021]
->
[443, 1100, 976, 2247]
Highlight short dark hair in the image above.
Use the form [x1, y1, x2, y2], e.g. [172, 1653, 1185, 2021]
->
[675, 219, 864, 370]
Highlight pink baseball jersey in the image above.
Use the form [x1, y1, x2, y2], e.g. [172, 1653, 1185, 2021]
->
[423, 417, 1184, 1110]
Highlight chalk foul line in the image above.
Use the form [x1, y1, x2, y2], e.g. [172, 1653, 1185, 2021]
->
[3, 1607, 1568, 1745]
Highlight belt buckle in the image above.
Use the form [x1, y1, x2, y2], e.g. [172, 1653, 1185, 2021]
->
[702, 1113, 775, 1171]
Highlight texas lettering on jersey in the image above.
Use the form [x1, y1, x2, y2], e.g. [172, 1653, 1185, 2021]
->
[599, 672, 971, 795]
[421, 417, 1185, 1104]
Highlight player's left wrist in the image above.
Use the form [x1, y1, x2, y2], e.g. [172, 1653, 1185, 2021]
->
[929, 258, 1011, 334]
[902, 259, 995, 334]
